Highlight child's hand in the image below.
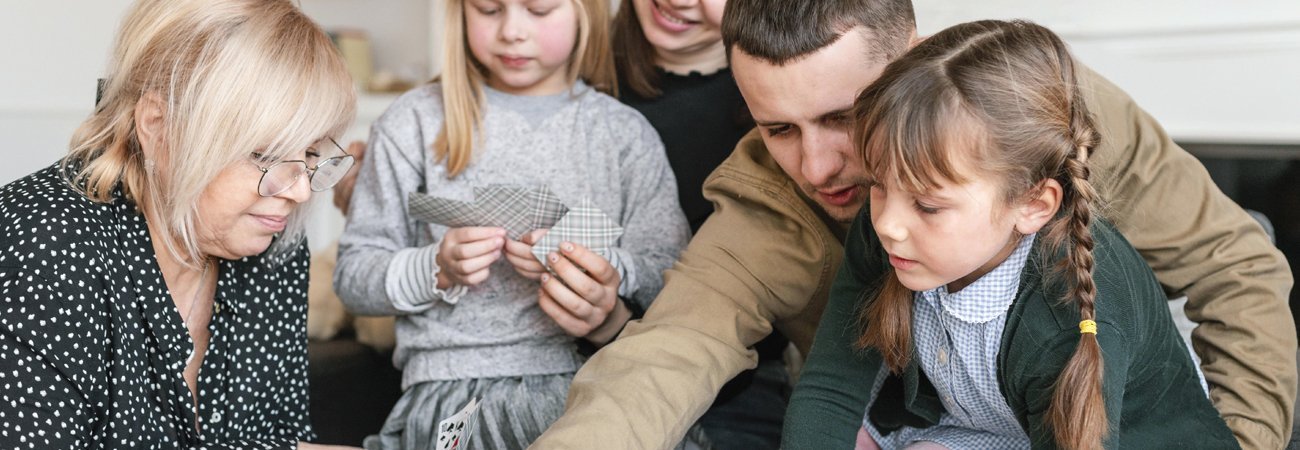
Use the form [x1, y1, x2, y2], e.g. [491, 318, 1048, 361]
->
[503, 229, 549, 280]
[435, 227, 506, 288]
[536, 242, 630, 346]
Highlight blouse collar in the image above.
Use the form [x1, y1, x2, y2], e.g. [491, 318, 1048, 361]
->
[919, 233, 1036, 324]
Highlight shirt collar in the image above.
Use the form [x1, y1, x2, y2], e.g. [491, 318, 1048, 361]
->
[919, 233, 1036, 324]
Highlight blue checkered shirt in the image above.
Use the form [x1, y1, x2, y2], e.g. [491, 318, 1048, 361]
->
[865, 234, 1036, 449]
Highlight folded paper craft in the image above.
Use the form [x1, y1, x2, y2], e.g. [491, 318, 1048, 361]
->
[408, 184, 568, 239]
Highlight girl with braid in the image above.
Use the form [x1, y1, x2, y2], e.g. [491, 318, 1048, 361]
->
[782, 20, 1237, 450]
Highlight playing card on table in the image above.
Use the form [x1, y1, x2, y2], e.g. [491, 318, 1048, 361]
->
[435, 397, 480, 450]
[531, 198, 624, 264]
[408, 192, 488, 229]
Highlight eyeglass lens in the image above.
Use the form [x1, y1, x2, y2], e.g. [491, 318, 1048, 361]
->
[259, 156, 355, 197]
[310, 156, 354, 191]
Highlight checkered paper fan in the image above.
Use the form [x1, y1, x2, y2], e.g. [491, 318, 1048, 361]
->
[408, 184, 570, 240]
[531, 198, 624, 263]
[408, 192, 487, 229]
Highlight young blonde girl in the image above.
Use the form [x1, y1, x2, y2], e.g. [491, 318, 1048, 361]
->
[784, 20, 1237, 449]
[335, 0, 689, 448]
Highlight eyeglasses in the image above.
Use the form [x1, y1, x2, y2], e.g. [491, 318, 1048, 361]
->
[250, 137, 355, 197]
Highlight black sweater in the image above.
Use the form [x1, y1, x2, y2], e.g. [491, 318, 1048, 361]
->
[619, 68, 753, 233]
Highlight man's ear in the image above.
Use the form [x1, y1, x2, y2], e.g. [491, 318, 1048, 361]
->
[1015, 178, 1062, 235]
[134, 92, 165, 161]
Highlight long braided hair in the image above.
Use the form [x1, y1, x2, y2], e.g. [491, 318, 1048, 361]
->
[850, 20, 1105, 449]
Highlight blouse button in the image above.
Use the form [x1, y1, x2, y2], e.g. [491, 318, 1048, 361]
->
[937, 348, 949, 365]
[211, 411, 222, 423]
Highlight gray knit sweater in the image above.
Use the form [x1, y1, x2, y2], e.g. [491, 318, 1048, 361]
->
[335, 81, 689, 387]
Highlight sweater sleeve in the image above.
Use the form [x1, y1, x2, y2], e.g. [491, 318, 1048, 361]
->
[1080, 66, 1295, 449]
[604, 109, 690, 308]
[782, 212, 886, 449]
[335, 107, 464, 316]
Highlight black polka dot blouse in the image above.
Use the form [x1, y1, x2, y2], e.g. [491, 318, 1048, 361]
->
[0, 164, 315, 449]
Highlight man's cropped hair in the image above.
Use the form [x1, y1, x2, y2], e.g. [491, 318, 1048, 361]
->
[721, 0, 916, 65]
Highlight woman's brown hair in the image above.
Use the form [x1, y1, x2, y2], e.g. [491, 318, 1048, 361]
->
[611, 0, 660, 98]
[850, 20, 1105, 449]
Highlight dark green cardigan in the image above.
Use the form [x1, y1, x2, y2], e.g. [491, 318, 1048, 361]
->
[782, 213, 1238, 449]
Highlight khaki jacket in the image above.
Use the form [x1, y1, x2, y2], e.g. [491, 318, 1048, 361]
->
[532, 67, 1294, 450]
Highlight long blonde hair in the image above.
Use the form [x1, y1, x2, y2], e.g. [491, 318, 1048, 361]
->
[435, 0, 615, 178]
[851, 20, 1105, 450]
[63, 0, 356, 266]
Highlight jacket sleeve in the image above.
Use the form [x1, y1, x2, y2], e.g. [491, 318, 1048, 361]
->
[531, 135, 842, 449]
[782, 213, 884, 449]
[1080, 66, 1296, 449]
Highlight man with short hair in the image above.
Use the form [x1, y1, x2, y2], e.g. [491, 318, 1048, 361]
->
[533, 1, 1294, 448]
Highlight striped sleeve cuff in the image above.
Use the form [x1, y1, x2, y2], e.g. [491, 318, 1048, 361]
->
[385, 244, 467, 312]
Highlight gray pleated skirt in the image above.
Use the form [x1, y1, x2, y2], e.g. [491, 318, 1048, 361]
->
[364, 374, 571, 450]
[363, 373, 713, 450]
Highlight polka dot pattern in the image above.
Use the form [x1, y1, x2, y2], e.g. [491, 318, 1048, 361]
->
[0, 164, 314, 449]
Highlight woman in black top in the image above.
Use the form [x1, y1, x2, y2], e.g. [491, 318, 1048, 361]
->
[0, 0, 356, 448]
[606, 1, 787, 449]
[613, 0, 746, 233]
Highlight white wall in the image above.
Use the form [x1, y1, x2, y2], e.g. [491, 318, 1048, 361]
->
[0, 0, 133, 187]
[913, 0, 1300, 144]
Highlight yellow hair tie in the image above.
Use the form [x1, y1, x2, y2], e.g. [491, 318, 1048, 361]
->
[1079, 320, 1097, 335]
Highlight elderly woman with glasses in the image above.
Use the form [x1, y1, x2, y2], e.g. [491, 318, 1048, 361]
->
[0, 0, 357, 448]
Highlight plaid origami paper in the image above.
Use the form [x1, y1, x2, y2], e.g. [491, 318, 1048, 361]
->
[408, 185, 571, 240]
[408, 192, 487, 229]
[474, 185, 569, 239]
[474, 185, 535, 239]
[524, 187, 569, 231]
[531, 198, 624, 264]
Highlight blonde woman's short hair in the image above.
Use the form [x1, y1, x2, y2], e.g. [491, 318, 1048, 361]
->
[64, 0, 356, 265]
[435, 0, 615, 178]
